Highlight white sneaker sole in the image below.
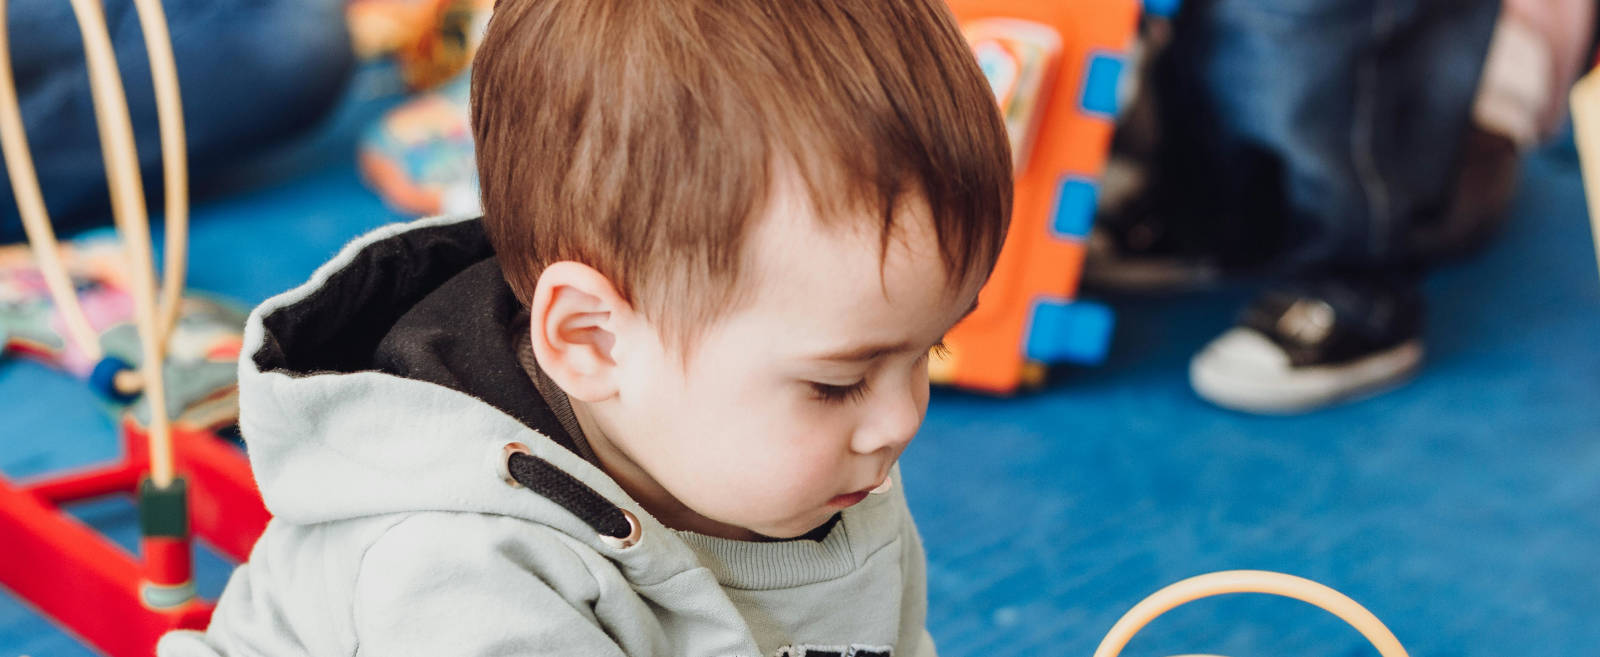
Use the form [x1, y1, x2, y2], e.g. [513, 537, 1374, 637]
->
[1190, 328, 1424, 414]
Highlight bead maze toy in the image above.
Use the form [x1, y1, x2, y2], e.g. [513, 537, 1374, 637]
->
[1094, 570, 1411, 657]
[929, 0, 1139, 393]
[0, 0, 268, 655]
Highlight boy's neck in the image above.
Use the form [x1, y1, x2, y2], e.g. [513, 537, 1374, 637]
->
[568, 398, 763, 541]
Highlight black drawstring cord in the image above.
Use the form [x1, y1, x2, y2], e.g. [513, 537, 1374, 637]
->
[505, 451, 634, 539]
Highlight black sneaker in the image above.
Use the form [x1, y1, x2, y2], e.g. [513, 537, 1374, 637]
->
[1189, 281, 1425, 413]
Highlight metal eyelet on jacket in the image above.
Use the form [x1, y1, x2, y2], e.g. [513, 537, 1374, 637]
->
[600, 508, 642, 550]
[497, 441, 533, 487]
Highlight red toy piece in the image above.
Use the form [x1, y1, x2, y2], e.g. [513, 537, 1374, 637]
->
[0, 420, 267, 657]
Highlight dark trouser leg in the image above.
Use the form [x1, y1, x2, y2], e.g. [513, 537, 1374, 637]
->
[1151, 0, 1500, 277]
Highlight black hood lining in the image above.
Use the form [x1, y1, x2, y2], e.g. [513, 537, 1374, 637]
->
[254, 219, 497, 376]
[251, 218, 582, 455]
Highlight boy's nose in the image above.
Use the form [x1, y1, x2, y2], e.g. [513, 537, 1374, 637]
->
[850, 386, 921, 455]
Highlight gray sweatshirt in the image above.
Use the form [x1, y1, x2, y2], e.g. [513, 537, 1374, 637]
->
[157, 215, 937, 657]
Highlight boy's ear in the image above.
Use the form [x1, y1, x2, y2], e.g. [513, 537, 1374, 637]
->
[529, 261, 630, 402]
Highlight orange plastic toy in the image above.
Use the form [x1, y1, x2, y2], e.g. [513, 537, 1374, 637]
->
[932, 0, 1140, 394]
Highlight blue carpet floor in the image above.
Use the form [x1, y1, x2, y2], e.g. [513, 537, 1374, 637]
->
[2, 74, 1596, 655]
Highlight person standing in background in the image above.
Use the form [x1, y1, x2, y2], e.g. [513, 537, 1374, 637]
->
[1091, 0, 1593, 413]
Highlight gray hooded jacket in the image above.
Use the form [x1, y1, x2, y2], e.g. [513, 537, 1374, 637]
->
[157, 215, 936, 657]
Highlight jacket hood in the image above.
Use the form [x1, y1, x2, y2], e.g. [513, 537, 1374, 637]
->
[238, 215, 644, 544]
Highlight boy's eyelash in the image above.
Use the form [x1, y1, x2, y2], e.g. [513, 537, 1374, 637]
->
[810, 380, 871, 405]
[811, 342, 945, 404]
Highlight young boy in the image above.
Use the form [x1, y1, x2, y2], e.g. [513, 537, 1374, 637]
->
[159, 0, 1010, 655]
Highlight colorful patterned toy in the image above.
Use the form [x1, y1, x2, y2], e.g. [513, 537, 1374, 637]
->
[0, 234, 246, 432]
[358, 73, 481, 216]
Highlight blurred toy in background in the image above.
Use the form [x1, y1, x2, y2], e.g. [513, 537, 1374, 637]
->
[348, 0, 491, 92]
[359, 75, 480, 216]
[350, 0, 489, 216]
[0, 233, 246, 433]
[966, 19, 1060, 173]
[929, 0, 1139, 394]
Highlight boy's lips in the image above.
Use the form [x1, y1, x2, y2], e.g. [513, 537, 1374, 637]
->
[827, 491, 870, 508]
[828, 475, 894, 508]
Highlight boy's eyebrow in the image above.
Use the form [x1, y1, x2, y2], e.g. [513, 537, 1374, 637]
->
[811, 300, 979, 363]
[813, 341, 912, 364]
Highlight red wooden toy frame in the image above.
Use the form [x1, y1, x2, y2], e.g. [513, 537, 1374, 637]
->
[0, 418, 268, 657]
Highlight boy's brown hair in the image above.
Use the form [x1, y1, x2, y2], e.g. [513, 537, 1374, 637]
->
[471, 0, 1011, 346]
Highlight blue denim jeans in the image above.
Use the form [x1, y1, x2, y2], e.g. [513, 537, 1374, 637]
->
[1, 0, 354, 242]
[1151, 0, 1500, 277]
